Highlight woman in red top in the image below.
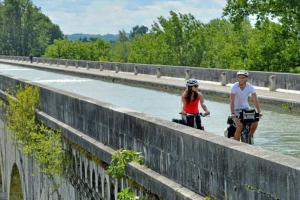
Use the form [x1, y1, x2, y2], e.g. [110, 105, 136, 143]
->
[181, 79, 210, 129]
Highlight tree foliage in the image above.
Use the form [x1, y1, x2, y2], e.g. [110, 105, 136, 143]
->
[129, 25, 148, 39]
[107, 149, 144, 179]
[45, 11, 300, 72]
[117, 188, 136, 200]
[0, 0, 63, 56]
[108, 30, 131, 62]
[128, 33, 168, 64]
[7, 85, 65, 176]
[45, 39, 110, 61]
[223, 0, 300, 34]
[151, 11, 205, 66]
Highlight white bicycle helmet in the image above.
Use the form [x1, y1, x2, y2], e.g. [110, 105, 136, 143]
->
[237, 70, 249, 77]
[186, 79, 198, 87]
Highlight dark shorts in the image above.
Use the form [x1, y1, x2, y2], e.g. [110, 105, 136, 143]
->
[182, 114, 203, 130]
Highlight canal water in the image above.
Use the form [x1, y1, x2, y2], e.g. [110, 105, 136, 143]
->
[0, 63, 299, 158]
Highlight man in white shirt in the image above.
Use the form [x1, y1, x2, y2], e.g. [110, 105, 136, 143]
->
[230, 70, 262, 141]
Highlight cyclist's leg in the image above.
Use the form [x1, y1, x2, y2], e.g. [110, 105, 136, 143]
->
[181, 114, 187, 125]
[233, 117, 243, 141]
[195, 115, 202, 130]
[250, 121, 258, 136]
[186, 115, 195, 128]
[233, 109, 243, 141]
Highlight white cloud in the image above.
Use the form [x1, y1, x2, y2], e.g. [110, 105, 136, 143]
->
[32, 0, 227, 34]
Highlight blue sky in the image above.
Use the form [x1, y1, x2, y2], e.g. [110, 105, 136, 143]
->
[32, 0, 227, 35]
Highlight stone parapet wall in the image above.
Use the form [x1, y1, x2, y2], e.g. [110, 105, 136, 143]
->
[0, 74, 204, 200]
[0, 73, 299, 199]
[1, 55, 300, 91]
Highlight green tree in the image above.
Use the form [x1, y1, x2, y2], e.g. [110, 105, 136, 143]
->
[246, 20, 300, 72]
[118, 30, 128, 42]
[109, 30, 130, 62]
[201, 19, 252, 69]
[0, 0, 63, 56]
[2, 0, 23, 55]
[44, 10, 300, 73]
[89, 39, 111, 60]
[223, 0, 300, 34]
[151, 11, 205, 66]
[44, 39, 111, 61]
[129, 25, 148, 39]
[7, 85, 64, 176]
[128, 33, 168, 64]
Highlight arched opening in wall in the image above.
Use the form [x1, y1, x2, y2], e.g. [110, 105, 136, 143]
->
[110, 180, 115, 200]
[97, 174, 102, 195]
[9, 164, 23, 200]
[86, 163, 90, 183]
[117, 179, 122, 193]
[72, 155, 76, 173]
[92, 170, 95, 189]
[81, 161, 85, 180]
[104, 178, 108, 199]
[76, 156, 80, 174]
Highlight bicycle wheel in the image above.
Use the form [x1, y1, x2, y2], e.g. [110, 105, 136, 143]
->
[241, 128, 250, 144]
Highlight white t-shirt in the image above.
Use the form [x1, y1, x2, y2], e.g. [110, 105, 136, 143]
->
[231, 82, 256, 110]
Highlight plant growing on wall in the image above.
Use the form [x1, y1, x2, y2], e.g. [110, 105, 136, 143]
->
[6, 85, 65, 176]
[108, 149, 144, 179]
[117, 188, 137, 200]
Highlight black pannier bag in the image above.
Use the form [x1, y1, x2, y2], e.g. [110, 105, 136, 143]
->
[239, 109, 259, 123]
[172, 118, 185, 125]
[225, 116, 236, 138]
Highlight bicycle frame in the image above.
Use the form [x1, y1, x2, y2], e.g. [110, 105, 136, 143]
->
[239, 109, 259, 144]
[225, 109, 259, 144]
[172, 112, 206, 130]
[241, 122, 252, 144]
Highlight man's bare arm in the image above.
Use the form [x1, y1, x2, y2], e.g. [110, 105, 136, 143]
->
[252, 93, 261, 113]
[230, 93, 235, 115]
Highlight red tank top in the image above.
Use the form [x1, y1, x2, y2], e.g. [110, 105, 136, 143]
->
[183, 97, 200, 114]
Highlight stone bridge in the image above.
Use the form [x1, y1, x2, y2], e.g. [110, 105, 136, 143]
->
[0, 111, 161, 200]
[0, 64, 299, 199]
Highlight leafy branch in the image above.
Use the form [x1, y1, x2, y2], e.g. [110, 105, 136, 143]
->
[108, 149, 144, 179]
[6, 85, 65, 176]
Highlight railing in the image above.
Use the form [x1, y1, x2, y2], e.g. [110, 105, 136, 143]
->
[1, 55, 300, 91]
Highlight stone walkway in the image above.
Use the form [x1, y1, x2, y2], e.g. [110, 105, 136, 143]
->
[1, 59, 300, 108]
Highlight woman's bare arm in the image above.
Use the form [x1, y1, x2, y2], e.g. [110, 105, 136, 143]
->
[181, 96, 186, 113]
[199, 92, 210, 115]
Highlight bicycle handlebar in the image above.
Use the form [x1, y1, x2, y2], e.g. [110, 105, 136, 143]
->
[180, 112, 208, 117]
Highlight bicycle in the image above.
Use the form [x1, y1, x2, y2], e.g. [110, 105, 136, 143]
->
[172, 112, 208, 130]
[224, 109, 260, 144]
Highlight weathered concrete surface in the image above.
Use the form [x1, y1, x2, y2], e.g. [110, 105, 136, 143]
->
[0, 113, 145, 200]
[0, 75, 204, 200]
[2, 55, 300, 91]
[0, 73, 299, 199]
[37, 110, 204, 200]
[0, 118, 76, 200]
[0, 193, 7, 200]
[0, 58, 300, 112]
